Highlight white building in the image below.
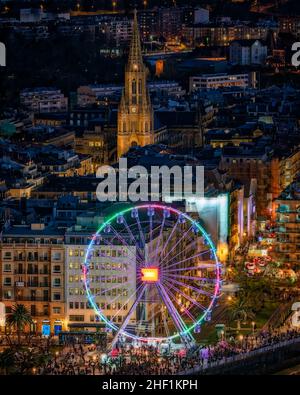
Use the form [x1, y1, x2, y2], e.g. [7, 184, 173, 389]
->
[20, 88, 68, 113]
[189, 73, 250, 92]
[229, 39, 268, 66]
[65, 220, 137, 333]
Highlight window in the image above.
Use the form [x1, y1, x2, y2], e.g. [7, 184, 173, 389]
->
[4, 277, 12, 286]
[53, 307, 61, 314]
[69, 315, 84, 322]
[69, 262, 79, 270]
[53, 293, 61, 301]
[3, 252, 12, 260]
[53, 278, 61, 287]
[132, 79, 136, 94]
[4, 290, 12, 299]
[3, 264, 11, 272]
[52, 252, 62, 261]
[53, 265, 61, 273]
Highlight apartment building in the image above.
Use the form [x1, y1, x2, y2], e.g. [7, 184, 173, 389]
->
[20, 88, 68, 113]
[229, 39, 268, 66]
[189, 73, 250, 92]
[64, 216, 137, 333]
[0, 223, 66, 334]
[272, 179, 300, 268]
[182, 23, 269, 47]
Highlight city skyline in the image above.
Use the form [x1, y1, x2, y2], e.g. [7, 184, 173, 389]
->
[0, 0, 300, 380]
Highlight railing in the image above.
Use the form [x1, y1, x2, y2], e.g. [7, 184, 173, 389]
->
[31, 312, 49, 317]
[39, 283, 50, 287]
[15, 297, 50, 302]
[180, 336, 300, 375]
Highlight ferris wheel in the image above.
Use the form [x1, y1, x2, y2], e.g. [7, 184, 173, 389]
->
[82, 203, 222, 348]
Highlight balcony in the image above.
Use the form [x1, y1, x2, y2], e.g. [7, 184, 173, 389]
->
[31, 312, 50, 317]
[39, 257, 49, 262]
[27, 270, 39, 275]
[39, 283, 50, 288]
[27, 282, 39, 287]
[14, 269, 26, 274]
[16, 296, 50, 302]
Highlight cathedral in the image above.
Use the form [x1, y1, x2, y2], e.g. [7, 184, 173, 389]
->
[117, 11, 208, 159]
[117, 10, 154, 158]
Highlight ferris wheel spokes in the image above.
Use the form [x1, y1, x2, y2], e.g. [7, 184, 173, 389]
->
[163, 283, 197, 323]
[159, 224, 194, 268]
[83, 204, 221, 345]
[162, 274, 214, 298]
[162, 277, 207, 312]
[161, 248, 211, 272]
[120, 215, 145, 260]
[111, 283, 147, 349]
[156, 282, 195, 346]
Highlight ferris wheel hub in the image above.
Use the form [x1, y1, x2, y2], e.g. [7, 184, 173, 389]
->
[141, 267, 159, 283]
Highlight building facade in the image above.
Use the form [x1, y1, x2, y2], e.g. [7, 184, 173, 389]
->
[0, 224, 66, 334]
[65, 217, 137, 333]
[20, 88, 68, 113]
[229, 39, 268, 66]
[272, 179, 300, 269]
[189, 73, 250, 92]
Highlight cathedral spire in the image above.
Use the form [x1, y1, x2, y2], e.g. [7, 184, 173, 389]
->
[127, 9, 143, 71]
[117, 8, 154, 158]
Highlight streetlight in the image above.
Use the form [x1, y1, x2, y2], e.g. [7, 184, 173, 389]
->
[239, 334, 244, 347]
[220, 330, 225, 341]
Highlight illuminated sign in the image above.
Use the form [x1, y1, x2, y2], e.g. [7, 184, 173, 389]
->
[141, 267, 159, 283]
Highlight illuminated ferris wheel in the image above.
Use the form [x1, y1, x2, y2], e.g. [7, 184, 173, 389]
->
[82, 203, 222, 347]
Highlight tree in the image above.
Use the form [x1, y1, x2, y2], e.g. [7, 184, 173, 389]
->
[0, 348, 15, 375]
[227, 297, 255, 331]
[6, 304, 33, 345]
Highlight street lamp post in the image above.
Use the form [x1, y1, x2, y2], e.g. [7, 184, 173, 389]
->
[251, 321, 256, 335]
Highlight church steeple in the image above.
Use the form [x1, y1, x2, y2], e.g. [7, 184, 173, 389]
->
[127, 10, 143, 72]
[117, 9, 154, 158]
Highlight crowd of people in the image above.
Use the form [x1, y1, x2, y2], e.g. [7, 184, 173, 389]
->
[31, 326, 300, 375]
